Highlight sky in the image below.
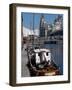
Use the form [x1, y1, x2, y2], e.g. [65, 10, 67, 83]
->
[21, 12, 63, 30]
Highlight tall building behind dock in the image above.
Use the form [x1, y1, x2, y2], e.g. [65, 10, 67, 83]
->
[39, 14, 63, 37]
[39, 15, 52, 37]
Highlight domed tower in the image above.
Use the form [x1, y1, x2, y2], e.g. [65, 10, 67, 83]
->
[39, 15, 45, 37]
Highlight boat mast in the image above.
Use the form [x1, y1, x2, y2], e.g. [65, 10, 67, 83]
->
[21, 13, 23, 50]
[32, 13, 35, 47]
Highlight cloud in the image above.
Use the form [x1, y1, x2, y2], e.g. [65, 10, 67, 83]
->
[23, 27, 39, 36]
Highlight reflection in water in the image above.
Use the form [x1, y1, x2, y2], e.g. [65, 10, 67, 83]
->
[43, 42, 63, 75]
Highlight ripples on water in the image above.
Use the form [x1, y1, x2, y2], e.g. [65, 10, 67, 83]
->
[42, 42, 63, 75]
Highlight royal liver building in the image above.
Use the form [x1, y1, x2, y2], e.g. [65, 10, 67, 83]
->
[39, 15, 52, 37]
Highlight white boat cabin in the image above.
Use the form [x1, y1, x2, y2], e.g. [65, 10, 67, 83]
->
[34, 49, 51, 65]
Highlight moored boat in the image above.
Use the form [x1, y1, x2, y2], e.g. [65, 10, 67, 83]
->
[27, 48, 60, 76]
